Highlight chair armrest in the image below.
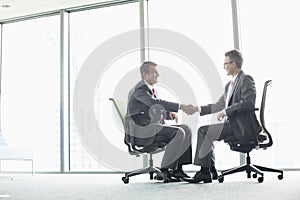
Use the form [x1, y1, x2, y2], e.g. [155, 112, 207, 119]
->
[237, 108, 259, 112]
[126, 112, 145, 117]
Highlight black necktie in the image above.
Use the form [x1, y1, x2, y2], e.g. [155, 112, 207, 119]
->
[152, 88, 157, 98]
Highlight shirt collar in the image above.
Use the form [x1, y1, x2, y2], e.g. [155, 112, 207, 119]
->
[232, 72, 239, 83]
[143, 80, 154, 91]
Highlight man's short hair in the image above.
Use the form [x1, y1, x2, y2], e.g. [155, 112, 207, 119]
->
[140, 61, 157, 79]
[225, 49, 243, 69]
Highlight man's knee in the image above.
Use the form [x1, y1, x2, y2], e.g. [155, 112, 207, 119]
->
[175, 127, 186, 139]
[198, 126, 208, 137]
[181, 124, 192, 136]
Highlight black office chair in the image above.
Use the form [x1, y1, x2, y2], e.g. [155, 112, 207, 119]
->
[109, 98, 167, 184]
[218, 80, 283, 183]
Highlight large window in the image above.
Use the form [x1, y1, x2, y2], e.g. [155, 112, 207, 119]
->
[1, 16, 60, 171]
[239, 0, 300, 168]
[147, 0, 235, 170]
[69, 2, 140, 171]
[1, 0, 299, 173]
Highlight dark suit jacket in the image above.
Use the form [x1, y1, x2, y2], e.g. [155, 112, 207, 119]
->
[125, 81, 179, 146]
[200, 71, 261, 141]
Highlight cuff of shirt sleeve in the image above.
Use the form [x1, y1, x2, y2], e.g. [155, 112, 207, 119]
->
[198, 106, 201, 113]
[223, 109, 227, 116]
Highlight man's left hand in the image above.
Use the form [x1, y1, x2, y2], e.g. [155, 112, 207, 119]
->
[217, 111, 226, 121]
[169, 112, 178, 124]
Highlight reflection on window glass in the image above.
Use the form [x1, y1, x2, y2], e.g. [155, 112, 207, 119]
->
[70, 2, 140, 171]
[239, 0, 300, 168]
[1, 16, 60, 171]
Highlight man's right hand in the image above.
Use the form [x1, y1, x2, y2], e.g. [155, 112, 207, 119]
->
[180, 104, 198, 115]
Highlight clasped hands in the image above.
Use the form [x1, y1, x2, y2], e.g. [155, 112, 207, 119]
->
[179, 104, 227, 120]
[180, 104, 198, 115]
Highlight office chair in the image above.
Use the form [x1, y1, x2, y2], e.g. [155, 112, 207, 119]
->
[218, 80, 283, 183]
[109, 98, 167, 184]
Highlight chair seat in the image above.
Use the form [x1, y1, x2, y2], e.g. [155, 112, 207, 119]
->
[223, 135, 238, 143]
[225, 134, 268, 153]
[224, 135, 261, 153]
[228, 141, 257, 153]
[135, 142, 167, 153]
[224, 134, 267, 143]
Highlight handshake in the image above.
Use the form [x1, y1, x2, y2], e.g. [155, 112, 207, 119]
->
[180, 104, 198, 115]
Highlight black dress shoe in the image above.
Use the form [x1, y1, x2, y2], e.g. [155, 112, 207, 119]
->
[183, 171, 212, 183]
[173, 169, 190, 179]
[156, 168, 181, 182]
[165, 175, 181, 182]
[210, 167, 218, 180]
[154, 173, 164, 181]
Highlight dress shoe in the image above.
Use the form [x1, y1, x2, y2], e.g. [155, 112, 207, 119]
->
[173, 169, 190, 179]
[183, 171, 212, 183]
[210, 167, 218, 180]
[155, 168, 181, 183]
[165, 175, 181, 182]
[154, 173, 164, 181]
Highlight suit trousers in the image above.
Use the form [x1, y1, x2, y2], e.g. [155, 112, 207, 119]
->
[194, 121, 234, 168]
[152, 124, 192, 169]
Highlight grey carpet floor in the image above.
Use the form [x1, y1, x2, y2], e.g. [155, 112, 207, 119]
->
[1, 171, 299, 200]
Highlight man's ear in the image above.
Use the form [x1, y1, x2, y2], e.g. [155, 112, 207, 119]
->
[232, 61, 237, 69]
[142, 72, 147, 79]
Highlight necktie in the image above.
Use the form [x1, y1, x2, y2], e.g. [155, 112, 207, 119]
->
[152, 88, 157, 98]
[226, 80, 234, 108]
[151, 88, 163, 122]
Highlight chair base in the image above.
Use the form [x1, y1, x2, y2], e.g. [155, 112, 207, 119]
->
[122, 166, 164, 184]
[122, 153, 167, 184]
[218, 153, 283, 183]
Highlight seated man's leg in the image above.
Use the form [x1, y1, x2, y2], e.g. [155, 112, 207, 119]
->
[152, 125, 189, 182]
[193, 125, 217, 179]
[172, 124, 192, 178]
[184, 122, 233, 183]
[176, 124, 192, 166]
[194, 122, 232, 167]
[153, 125, 187, 170]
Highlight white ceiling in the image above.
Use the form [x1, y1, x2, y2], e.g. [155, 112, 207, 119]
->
[0, 0, 110, 21]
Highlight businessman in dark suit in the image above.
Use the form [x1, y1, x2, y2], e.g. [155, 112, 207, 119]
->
[184, 49, 261, 183]
[125, 61, 194, 182]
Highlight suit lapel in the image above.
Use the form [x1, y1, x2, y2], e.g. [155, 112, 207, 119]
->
[224, 82, 230, 102]
[227, 71, 243, 104]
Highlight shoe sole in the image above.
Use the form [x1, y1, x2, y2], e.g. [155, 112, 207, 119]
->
[185, 178, 212, 183]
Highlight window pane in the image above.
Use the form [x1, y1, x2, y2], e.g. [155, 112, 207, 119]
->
[1, 16, 60, 171]
[239, 0, 300, 168]
[148, 0, 236, 170]
[70, 3, 140, 171]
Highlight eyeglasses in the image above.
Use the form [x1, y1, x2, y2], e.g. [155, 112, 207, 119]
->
[223, 61, 233, 67]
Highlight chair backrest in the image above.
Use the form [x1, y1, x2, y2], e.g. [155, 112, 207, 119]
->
[109, 97, 165, 156]
[109, 98, 140, 156]
[225, 80, 274, 153]
[109, 98, 125, 128]
[258, 80, 273, 149]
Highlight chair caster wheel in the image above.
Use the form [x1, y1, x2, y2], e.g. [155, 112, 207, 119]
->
[154, 175, 164, 181]
[278, 174, 283, 180]
[258, 176, 264, 183]
[252, 174, 257, 178]
[163, 174, 170, 183]
[149, 172, 154, 180]
[122, 177, 129, 184]
[218, 176, 224, 183]
[163, 178, 169, 183]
